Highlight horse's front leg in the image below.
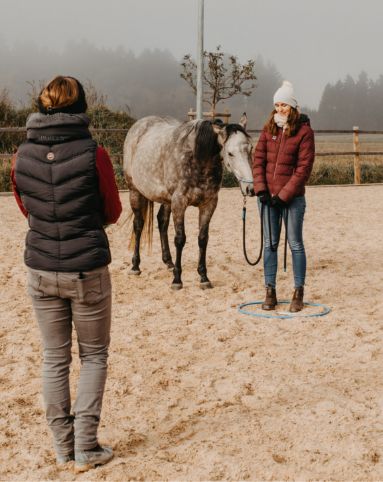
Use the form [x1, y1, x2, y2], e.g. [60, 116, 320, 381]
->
[157, 204, 174, 270]
[198, 196, 218, 289]
[171, 197, 187, 290]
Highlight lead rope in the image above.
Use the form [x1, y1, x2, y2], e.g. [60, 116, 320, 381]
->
[283, 209, 288, 272]
[242, 197, 288, 271]
[242, 196, 263, 266]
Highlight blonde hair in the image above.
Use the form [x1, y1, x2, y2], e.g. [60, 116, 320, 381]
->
[38, 76, 81, 110]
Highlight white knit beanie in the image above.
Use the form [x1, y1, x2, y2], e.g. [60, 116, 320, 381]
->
[273, 80, 298, 109]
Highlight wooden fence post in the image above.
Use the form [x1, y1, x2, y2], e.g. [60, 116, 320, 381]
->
[223, 108, 230, 125]
[353, 126, 361, 184]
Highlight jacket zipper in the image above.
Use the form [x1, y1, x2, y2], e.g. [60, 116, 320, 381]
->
[272, 129, 285, 195]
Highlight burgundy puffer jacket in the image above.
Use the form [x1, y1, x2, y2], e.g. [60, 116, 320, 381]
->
[252, 116, 315, 203]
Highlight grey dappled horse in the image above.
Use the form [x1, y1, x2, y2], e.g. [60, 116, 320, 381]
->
[123, 115, 254, 290]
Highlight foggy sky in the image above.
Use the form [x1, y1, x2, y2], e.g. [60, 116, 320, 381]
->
[1, 0, 382, 109]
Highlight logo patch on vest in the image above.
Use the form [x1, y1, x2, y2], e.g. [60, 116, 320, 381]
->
[47, 152, 55, 161]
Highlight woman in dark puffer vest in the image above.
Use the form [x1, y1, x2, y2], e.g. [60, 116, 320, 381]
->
[252, 81, 315, 312]
[11, 76, 122, 472]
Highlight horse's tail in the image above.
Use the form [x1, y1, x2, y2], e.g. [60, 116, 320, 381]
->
[128, 199, 154, 253]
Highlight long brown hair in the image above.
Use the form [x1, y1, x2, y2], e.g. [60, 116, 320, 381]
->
[264, 107, 301, 137]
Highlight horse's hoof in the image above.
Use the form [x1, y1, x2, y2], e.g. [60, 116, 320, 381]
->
[129, 269, 141, 276]
[167, 264, 175, 271]
[171, 283, 183, 290]
[200, 281, 213, 290]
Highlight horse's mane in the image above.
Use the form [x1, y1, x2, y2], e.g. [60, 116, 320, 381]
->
[194, 120, 221, 162]
[176, 120, 249, 163]
[224, 123, 251, 142]
[175, 120, 221, 163]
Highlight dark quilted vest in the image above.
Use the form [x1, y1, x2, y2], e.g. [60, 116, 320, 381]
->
[15, 113, 111, 272]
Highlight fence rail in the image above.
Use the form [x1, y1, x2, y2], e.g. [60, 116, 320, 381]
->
[248, 129, 383, 135]
[2, 127, 383, 135]
[1, 126, 383, 184]
[0, 127, 130, 133]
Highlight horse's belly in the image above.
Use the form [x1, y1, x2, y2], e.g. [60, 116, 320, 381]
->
[131, 164, 172, 204]
[187, 185, 219, 206]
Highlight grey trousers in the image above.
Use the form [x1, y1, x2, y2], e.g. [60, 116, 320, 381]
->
[27, 266, 112, 456]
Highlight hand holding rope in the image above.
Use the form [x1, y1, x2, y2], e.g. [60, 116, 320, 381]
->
[242, 194, 289, 271]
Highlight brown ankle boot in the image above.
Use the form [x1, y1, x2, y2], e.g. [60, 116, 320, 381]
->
[262, 285, 277, 310]
[290, 286, 304, 312]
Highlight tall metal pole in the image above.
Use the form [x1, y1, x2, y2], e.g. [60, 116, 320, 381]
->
[196, 0, 204, 120]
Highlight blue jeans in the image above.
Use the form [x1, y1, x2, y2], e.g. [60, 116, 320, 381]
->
[257, 196, 306, 289]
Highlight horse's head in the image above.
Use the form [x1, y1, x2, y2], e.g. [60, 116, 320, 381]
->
[214, 123, 255, 196]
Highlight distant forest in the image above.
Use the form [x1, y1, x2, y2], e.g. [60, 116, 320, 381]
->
[307, 72, 383, 130]
[0, 41, 382, 129]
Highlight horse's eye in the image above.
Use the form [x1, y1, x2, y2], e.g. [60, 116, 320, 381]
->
[228, 152, 234, 157]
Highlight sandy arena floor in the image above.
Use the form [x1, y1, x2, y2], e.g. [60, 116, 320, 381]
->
[0, 185, 382, 481]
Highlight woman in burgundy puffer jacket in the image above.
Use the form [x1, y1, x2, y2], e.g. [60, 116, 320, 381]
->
[252, 81, 315, 312]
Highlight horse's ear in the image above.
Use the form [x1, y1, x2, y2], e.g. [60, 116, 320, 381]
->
[239, 112, 247, 130]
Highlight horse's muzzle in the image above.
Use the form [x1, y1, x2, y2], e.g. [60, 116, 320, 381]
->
[246, 186, 255, 197]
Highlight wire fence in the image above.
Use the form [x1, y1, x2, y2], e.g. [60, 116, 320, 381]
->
[1, 127, 383, 189]
[248, 128, 383, 185]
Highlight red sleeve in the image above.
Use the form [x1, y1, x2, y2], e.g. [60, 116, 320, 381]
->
[278, 127, 315, 203]
[96, 146, 122, 224]
[252, 130, 268, 194]
[11, 154, 28, 218]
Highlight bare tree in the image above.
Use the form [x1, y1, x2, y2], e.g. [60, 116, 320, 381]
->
[180, 45, 256, 116]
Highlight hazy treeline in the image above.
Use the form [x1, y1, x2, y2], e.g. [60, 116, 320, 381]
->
[0, 42, 382, 129]
[307, 72, 383, 129]
[0, 41, 191, 119]
[0, 42, 281, 127]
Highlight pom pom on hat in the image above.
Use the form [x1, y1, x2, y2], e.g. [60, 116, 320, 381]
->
[273, 80, 298, 109]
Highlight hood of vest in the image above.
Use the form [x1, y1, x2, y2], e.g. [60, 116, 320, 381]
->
[26, 112, 91, 144]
